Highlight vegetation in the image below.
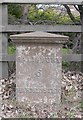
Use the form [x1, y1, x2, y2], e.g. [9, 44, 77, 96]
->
[8, 43, 16, 54]
[8, 4, 22, 18]
[8, 4, 80, 24]
[5, 5, 82, 118]
[8, 4, 81, 71]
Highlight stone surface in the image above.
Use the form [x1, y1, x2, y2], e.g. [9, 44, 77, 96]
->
[10, 31, 68, 44]
[10, 31, 68, 115]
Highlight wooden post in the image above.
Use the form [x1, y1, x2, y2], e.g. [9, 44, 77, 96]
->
[0, 4, 8, 79]
[81, 5, 83, 72]
[0, 4, 8, 118]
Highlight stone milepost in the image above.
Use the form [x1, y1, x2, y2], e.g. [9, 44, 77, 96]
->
[10, 31, 68, 115]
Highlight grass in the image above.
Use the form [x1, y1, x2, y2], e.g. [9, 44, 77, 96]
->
[62, 48, 72, 54]
[8, 43, 16, 54]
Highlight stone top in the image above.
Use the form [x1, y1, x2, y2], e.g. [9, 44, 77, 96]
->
[10, 31, 68, 44]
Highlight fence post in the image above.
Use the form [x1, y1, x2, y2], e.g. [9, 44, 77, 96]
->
[0, 4, 8, 79]
[0, 4, 8, 118]
[81, 5, 83, 72]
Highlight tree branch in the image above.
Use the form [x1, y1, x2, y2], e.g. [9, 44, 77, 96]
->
[64, 5, 76, 23]
[74, 5, 80, 12]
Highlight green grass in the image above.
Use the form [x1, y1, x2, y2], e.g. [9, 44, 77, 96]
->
[8, 43, 16, 54]
[62, 48, 72, 54]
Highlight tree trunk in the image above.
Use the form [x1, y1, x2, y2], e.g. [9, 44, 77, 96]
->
[21, 4, 30, 24]
[64, 5, 76, 23]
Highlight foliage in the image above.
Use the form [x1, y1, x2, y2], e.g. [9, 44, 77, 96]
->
[62, 61, 71, 70]
[75, 15, 80, 23]
[8, 43, 16, 54]
[28, 5, 80, 24]
[8, 4, 81, 71]
[62, 48, 72, 54]
[8, 4, 22, 18]
[8, 4, 80, 25]
[57, 15, 73, 24]
[28, 5, 58, 22]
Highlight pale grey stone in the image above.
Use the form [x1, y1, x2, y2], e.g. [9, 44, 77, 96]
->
[10, 31, 68, 115]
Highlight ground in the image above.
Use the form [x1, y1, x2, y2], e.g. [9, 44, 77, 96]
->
[0, 71, 83, 118]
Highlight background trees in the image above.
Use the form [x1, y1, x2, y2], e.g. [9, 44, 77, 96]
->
[8, 4, 81, 72]
[8, 4, 80, 25]
[8, 4, 81, 53]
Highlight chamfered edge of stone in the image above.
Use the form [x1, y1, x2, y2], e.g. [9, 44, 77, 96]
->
[10, 31, 69, 44]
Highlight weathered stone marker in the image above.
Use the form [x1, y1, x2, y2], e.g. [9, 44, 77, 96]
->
[10, 32, 68, 116]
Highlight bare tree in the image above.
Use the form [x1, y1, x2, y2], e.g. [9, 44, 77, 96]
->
[21, 4, 31, 24]
[64, 5, 81, 24]
[64, 5, 82, 53]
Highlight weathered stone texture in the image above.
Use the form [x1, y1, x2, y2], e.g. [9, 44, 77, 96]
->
[16, 44, 62, 107]
[10, 31, 68, 115]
